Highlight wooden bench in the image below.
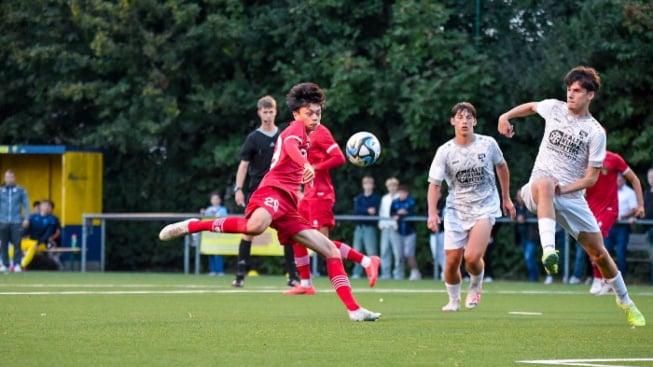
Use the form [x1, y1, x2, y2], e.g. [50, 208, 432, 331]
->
[626, 233, 653, 284]
[45, 247, 82, 271]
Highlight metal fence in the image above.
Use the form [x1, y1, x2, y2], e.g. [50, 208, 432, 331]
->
[81, 213, 653, 280]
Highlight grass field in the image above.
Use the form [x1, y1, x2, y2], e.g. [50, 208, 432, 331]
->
[1, 272, 652, 367]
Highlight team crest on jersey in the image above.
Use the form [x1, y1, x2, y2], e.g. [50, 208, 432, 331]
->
[477, 153, 486, 161]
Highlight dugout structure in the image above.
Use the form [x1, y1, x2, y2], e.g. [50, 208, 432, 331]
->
[0, 145, 103, 270]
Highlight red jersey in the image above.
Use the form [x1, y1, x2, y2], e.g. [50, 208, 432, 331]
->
[586, 151, 629, 215]
[258, 120, 310, 197]
[303, 124, 346, 201]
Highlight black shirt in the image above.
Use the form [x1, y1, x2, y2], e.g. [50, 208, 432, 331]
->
[239, 128, 280, 191]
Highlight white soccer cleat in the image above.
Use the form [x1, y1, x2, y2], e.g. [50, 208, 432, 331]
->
[589, 277, 603, 295]
[13, 265, 22, 273]
[0, 264, 7, 273]
[442, 298, 461, 312]
[465, 287, 482, 309]
[159, 219, 198, 241]
[348, 307, 381, 322]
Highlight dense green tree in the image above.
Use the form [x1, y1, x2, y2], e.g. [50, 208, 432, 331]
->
[1, 0, 651, 278]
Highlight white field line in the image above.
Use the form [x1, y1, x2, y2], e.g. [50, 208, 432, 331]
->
[517, 358, 653, 367]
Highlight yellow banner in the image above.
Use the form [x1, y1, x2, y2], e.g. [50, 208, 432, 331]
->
[199, 227, 284, 256]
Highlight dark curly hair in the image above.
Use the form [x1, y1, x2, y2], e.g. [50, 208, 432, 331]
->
[286, 82, 325, 112]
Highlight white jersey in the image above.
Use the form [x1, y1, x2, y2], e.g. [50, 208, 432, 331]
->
[530, 99, 607, 199]
[428, 134, 504, 222]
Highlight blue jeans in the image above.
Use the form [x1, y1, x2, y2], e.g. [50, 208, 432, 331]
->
[352, 225, 378, 277]
[572, 242, 588, 279]
[604, 225, 630, 273]
[208, 255, 224, 274]
[522, 239, 539, 281]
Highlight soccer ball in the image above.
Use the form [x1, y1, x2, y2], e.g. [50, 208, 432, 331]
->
[345, 131, 381, 167]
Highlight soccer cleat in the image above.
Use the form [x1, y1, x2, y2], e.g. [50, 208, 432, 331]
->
[13, 265, 22, 273]
[0, 265, 7, 273]
[348, 307, 381, 322]
[442, 298, 461, 312]
[287, 278, 300, 287]
[465, 287, 482, 309]
[159, 218, 198, 241]
[365, 256, 380, 287]
[595, 283, 614, 296]
[283, 285, 316, 295]
[541, 250, 559, 275]
[617, 299, 646, 327]
[231, 278, 244, 288]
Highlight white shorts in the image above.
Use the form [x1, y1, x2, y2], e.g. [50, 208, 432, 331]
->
[443, 216, 496, 250]
[519, 182, 599, 240]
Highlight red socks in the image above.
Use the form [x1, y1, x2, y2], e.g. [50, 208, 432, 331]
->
[293, 244, 312, 281]
[326, 257, 359, 311]
[333, 240, 364, 264]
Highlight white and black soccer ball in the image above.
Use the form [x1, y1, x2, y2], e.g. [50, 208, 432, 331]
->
[345, 131, 381, 167]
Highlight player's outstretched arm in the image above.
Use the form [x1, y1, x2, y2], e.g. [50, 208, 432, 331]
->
[495, 163, 516, 219]
[497, 102, 538, 138]
[624, 169, 645, 218]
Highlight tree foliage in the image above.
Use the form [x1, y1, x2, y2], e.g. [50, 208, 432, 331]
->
[1, 0, 652, 276]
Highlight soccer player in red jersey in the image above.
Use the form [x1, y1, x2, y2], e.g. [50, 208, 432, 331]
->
[585, 151, 644, 294]
[159, 82, 381, 321]
[284, 123, 381, 295]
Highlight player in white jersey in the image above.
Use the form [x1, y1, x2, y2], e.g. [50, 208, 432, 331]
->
[498, 65, 645, 327]
[427, 102, 515, 312]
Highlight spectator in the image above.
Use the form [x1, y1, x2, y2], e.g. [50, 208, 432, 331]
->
[351, 176, 380, 278]
[391, 183, 420, 280]
[20, 199, 61, 269]
[200, 191, 228, 276]
[515, 188, 540, 282]
[645, 168, 653, 248]
[0, 169, 30, 273]
[604, 173, 640, 274]
[378, 177, 399, 280]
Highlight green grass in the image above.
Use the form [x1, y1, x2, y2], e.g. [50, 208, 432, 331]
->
[1, 272, 652, 367]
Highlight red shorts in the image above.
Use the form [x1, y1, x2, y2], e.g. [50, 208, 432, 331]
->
[298, 198, 336, 230]
[245, 186, 312, 245]
[595, 209, 618, 238]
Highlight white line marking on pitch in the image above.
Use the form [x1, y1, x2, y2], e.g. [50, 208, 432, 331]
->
[509, 311, 542, 315]
[517, 358, 653, 366]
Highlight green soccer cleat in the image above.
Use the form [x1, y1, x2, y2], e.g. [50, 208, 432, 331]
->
[617, 299, 646, 327]
[541, 250, 559, 275]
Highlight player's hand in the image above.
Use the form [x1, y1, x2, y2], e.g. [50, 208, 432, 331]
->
[235, 190, 245, 207]
[635, 206, 645, 218]
[427, 214, 441, 232]
[498, 115, 515, 138]
[302, 163, 315, 184]
[503, 198, 516, 220]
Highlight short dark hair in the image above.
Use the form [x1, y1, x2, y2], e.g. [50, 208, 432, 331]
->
[564, 66, 601, 92]
[257, 95, 276, 109]
[286, 82, 325, 112]
[450, 102, 477, 119]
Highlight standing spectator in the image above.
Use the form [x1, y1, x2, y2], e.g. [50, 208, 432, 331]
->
[645, 168, 653, 248]
[0, 169, 30, 273]
[20, 199, 61, 269]
[351, 176, 380, 278]
[231, 95, 299, 288]
[603, 173, 642, 275]
[391, 184, 420, 280]
[378, 177, 399, 280]
[497, 65, 645, 326]
[515, 188, 540, 282]
[200, 191, 228, 276]
[428, 102, 515, 311]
